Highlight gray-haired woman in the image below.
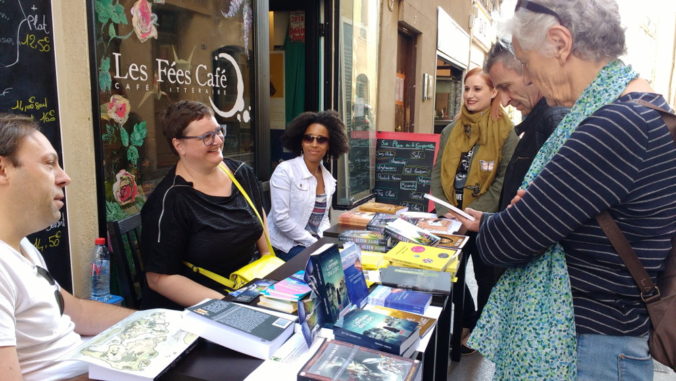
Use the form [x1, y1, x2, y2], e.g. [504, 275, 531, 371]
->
[449, 0, 675, 379]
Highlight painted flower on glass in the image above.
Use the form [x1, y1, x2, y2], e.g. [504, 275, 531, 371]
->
[131, 0, 157, 43]
[107, 94, 131, 125]
[112, 169, 139, 206]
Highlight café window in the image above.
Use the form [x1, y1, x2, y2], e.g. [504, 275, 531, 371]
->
[434, 57, 463, 133]
[335, 0, 380, 208]
[90, 0, 256, 222]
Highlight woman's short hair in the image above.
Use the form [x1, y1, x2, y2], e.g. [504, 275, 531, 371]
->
[282, 110, 349, 158]
[0, 113, 39, 166]
[160, 100, 213, 155]
[464, 68, 504, 120]
[509, 0, 625, 62]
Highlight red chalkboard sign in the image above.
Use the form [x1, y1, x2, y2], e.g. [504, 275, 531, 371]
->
[374, 132, 441, 212]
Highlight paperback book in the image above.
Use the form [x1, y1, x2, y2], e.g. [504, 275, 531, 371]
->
[260, 270, 312, 302]
[182, 299, 295, 360]
[338, 230, 392, 246]
[366, 212, 400, 233]
[65, 309, 198, 381]
[338, 210, 376, 228]
[358, 202, 408, 215]
[379, 266, 452, 295]
[227, 278, 276, 303]
[363, 305, 436, 337]
[385, 241, 460, 273]
[304, 243, 350, 326]
[359, 250, 390, 271]
[340, 242, 369, 308]
[414, 217, 461, 235]
[435, 233, 470, 249]
[384, 218, 441, 246]
[333, 309, 420, 356]
[367, 285, 432, 315]
[297, 340, 421, 381]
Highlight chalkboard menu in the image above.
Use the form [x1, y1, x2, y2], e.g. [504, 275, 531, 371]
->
[0, 1, 71, 290]
[374, 132, 440, 212]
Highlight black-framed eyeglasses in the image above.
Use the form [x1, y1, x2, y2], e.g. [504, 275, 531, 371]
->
[179, 125, 226, 146]
[36, 266, 65, 315]
[302, 134, 329, 144]
[515, 0, 564, 25]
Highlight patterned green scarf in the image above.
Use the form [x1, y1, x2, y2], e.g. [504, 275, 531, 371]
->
[467, 60, 637, 380]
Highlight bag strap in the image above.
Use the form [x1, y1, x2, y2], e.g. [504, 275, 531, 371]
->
[596, 211, 661, 303]
[183, 260, 235, 289]
[631, 99, 676, 143]
[218, 162, 275, 256]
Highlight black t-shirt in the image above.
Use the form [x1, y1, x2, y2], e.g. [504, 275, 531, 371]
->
[140, 158, 264, 309]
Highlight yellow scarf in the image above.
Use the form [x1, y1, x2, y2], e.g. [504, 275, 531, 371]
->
[440, 105, 513, 207]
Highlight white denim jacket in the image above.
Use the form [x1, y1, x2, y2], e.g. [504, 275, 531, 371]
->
[268, 155, 336, 252]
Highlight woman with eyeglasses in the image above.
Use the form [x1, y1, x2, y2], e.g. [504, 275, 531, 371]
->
[268, 111, 349, 260]
[140, 100, 271, 309]
[447, 0, 676, 379]
[430, 67, 517, 354]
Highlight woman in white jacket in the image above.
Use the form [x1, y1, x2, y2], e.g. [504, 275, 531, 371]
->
[268, 111, 349, 260]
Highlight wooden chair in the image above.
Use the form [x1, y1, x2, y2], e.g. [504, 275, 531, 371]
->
[107, 213, 145, 309]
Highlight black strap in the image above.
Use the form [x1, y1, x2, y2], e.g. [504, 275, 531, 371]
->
[596, 211, 661, 302]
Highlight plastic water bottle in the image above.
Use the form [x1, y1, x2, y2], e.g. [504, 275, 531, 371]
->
[90, 237, 111, 301]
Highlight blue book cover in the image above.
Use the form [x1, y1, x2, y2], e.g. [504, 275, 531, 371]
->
[340, 243, 369, 308]
[333, 309, 419, 355]
[304, 244, 349, 326]
[368, 285, 432, 315]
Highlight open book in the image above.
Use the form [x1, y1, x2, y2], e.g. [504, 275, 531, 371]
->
[64, 309, 198, 381]
[424, 193, 476, 221]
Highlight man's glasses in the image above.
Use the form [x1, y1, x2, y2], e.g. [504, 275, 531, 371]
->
[515, 0, 564, 25]
[179, 125, 226, 146]
[36, 266, 64, 316]
[303, 134, 329, 144]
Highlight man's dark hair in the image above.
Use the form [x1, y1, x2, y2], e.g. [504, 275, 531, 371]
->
[484, 40, 523, 75]
[282, 110, 349, 159]
[0, 113, 40, 167]
[160, 100, 213, 155]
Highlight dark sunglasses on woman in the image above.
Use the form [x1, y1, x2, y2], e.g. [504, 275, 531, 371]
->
[303, 134, 329, 144]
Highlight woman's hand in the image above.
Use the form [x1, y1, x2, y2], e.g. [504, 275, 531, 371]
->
[444, 208, 483, 233]
[509, 189, 527, 208]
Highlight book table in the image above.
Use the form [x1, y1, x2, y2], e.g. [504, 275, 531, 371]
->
[161, 238, 453, 381]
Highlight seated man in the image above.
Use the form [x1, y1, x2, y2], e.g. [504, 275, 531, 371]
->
[0, 113, 133, 380]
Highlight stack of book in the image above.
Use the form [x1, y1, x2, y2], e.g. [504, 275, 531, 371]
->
[258, 270, 312, 313]
[363, 305, 436, 337]
[297, 340, 422, 381]
[384, 218, 441, 246]
[367, 285, 432, 315]
[338, 230, 393, 252]
[385, 241, 460, 274]
[333, 308, 420, 357]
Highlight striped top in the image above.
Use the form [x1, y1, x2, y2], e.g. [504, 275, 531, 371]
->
[477, 92, 676, 336]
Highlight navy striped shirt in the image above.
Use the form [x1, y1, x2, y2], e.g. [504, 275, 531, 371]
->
[477, 92, 676, 336]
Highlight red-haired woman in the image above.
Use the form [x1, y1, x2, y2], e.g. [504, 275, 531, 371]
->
[430, 67, 517, 352]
